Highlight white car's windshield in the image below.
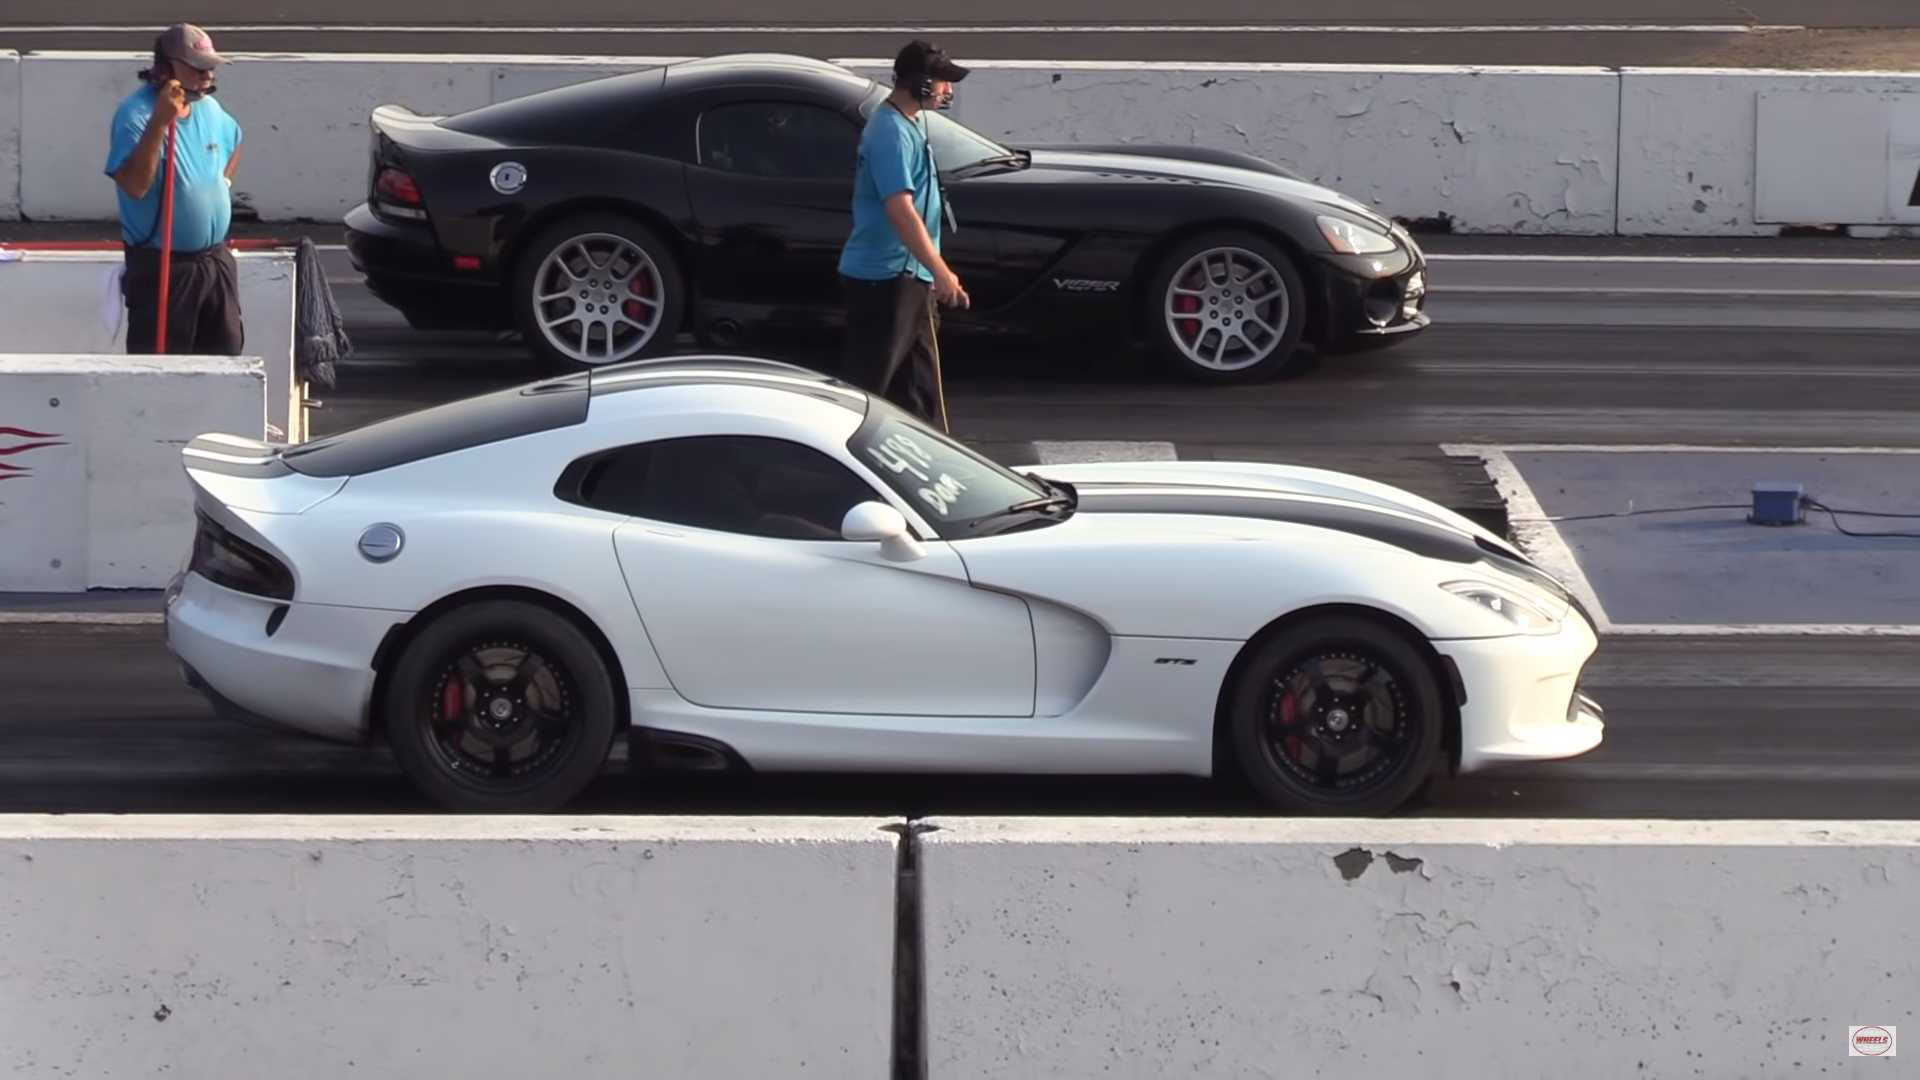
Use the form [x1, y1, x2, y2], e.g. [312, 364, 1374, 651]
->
[848, 398, 1062, 536]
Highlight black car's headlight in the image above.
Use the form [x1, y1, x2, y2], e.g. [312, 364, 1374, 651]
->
[1317, 215, 1399, 255]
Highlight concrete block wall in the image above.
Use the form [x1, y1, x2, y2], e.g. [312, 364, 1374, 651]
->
[0, 816, 899, 1079]
[920, 818, 1920, 1077]
[953, 62, 1621, 235]
[1621, 67, 1920, 236]
[6, 52, 1920, 233]
[0, 52, 19, 220]
[19, 51, 496, 224]
[0, 250, 303, 441]
[0, 355, 264, 590]
[476, 58, 1621, 235]
[3, 815, 1918, 1074]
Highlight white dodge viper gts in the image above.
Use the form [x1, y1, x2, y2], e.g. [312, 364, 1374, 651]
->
[165, 355, 1604, 814]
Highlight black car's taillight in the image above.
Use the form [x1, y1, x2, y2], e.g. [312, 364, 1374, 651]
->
[374, 167, 427, 221]
[190, 510, 295, 600]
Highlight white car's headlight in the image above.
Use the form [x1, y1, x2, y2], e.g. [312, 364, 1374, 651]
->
[1441, 580, 1561, 633]
[1317, 215, 1399, 255]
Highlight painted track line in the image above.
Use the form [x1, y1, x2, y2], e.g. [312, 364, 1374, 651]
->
[1452, 444, 1920, 454]
[1446, 445, 1614, 632]
[1435, 286, 1920, 300]
[0, 612, 163, 625]
[0, 23, 1793, 35]
[1444, 442, 1920, 638]
[1427, 255, 1920, 266]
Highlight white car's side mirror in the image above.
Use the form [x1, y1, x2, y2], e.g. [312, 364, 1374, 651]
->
[841, 501, 926, 562]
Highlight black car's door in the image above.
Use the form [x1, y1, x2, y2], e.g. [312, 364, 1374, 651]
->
[684, 98, 862, 311]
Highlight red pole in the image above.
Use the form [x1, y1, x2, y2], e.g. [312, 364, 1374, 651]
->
[154, 120, 178, 354]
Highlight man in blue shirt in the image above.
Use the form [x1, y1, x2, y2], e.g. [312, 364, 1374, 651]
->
[105, 24, 246, 355]
[838, 41, 970, 430]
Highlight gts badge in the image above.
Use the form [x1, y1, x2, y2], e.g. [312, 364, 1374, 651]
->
[1155, 657, 1197, 666]
[1053, 277, 1121, 293]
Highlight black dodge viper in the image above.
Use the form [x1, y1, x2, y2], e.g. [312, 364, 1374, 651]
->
[344, 53, 1430, 383]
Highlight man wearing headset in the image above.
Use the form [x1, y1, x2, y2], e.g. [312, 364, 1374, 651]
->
[837, 40, 970, 431]
[105, 23, 245, 355]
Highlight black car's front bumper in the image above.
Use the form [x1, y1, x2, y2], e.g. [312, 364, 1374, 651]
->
[1311, 232, 1431, 353]
[344, 202, 511, 331]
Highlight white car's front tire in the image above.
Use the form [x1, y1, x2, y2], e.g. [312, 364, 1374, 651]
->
[1227, 614, 1444, 816]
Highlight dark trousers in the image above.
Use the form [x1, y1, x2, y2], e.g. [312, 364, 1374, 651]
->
[122, 243, 246, 356]
[841, 273, 948, 431]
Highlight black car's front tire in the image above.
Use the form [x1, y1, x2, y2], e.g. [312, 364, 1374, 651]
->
[1226, 615, 1444, 816]
[1147, 230, 1308, 384]
[384, 599, 618, 812]
[512, 212, 686, 371]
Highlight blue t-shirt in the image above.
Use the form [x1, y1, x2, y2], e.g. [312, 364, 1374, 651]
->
[104, 84, 243, 251]
[838, 103, 941, 283]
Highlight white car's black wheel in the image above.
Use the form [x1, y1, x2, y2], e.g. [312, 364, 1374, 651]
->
[513, 212, 684, 371]
[385, 600, 617, 811]
[1227, 615, 1443, 815]
[1149, 230, 1307, 384]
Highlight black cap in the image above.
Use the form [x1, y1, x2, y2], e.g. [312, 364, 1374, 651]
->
[894, 39, 969, 84]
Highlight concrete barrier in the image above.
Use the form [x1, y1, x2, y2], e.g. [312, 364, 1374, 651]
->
[9, 52, 1920, 237]
[13, 52, 1618, 234]
[0, 51, 19, 220]
[0, 247, 301, 592]
[1619, 68, 1920, 236]
[949, 62, 1621, 236]
[19, 51, 497, 224]
[0, 354, 263, 590]
[0, 248, 303, 442]
[920, 818, 1920, 1077]
[0, 815, 899, 1079]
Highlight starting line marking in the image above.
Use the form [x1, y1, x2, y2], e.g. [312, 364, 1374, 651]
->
[1032, 440, 1178, 464]
[1444, 442, 1920, 638]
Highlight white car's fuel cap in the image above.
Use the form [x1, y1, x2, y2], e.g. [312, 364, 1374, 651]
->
[358, 523, 405, 563]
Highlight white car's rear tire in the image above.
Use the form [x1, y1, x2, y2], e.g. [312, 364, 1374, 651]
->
[384, 599, 618, 812]
[1227, 615, 1443, 816]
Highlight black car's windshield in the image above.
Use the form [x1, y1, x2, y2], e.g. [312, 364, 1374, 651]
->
[848, 397, 1065, 537]
[858, 83, 1020, 173]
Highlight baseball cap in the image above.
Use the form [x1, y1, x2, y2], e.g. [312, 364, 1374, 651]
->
[894, 40, 969, 84]
[157, 23, 224, 71]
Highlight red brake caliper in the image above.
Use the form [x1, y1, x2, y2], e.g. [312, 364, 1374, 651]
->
[441, 680, 462, 724]
[1279, 690, 1304, 764]
[625, 271, 654, 322]
[1173, 293, 1201, 340]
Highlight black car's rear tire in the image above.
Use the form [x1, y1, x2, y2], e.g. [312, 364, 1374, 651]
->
[512, 212, 685, 371]
[384, 599, 618, 812]
[1226, 615, 1444, 816]
[1147, 230, 1308, 384]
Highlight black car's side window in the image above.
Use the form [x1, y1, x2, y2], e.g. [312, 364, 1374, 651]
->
[697, 102, 860, 181]
[563, 435, 880, 540]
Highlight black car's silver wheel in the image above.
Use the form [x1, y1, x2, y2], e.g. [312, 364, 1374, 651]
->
[1150, 230, 1307, 383]
[533, 233, 663, 362]
[514, 213, 684, 371]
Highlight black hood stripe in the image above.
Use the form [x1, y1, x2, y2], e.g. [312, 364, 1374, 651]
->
[1067, 482, 1586, 626]
[1071, 483, 1579, 615]
[1073, 485, 1485, 564]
